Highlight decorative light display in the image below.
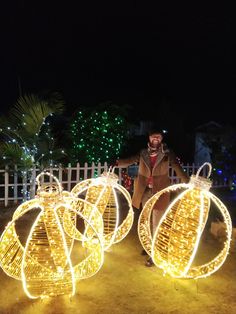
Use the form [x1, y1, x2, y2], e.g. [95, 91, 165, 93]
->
[121, 170, 132, 192]
[70, 108, 128, 164]
[0, 172, 104, 299]
[0, 93, 65, 170]
[71, 167, 134, 250]
[138, 162, 232, 279]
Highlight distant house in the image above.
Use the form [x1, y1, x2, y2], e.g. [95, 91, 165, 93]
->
[194, 121, 222, 165]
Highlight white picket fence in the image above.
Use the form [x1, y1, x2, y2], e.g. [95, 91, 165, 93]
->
[0, 162, 229, 207]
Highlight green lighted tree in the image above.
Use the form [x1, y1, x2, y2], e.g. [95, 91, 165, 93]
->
[70, 104, 129, 164]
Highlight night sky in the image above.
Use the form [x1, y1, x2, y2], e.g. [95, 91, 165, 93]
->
[1, 2, 235, 130]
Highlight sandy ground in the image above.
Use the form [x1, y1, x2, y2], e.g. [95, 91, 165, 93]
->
[0, 200, 236, 314]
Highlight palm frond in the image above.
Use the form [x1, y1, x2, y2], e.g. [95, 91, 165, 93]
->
[0, 92, 66, 169]
[9, 93, 64, 136]
[0, 143, 34, 169]
[10, 95, 48, 134]
[40, 91, 65, 113]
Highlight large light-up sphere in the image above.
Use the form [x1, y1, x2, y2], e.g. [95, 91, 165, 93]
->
[138, 163, 232, 279]
[71, 168, 134, 250]
[0, 172, 104, 299]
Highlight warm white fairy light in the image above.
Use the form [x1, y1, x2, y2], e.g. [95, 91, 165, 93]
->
[0, 172, 104, 299]
[71, 167, 134, 250]
[138, 162, 232, 279]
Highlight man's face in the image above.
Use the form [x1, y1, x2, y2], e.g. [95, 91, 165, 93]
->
[149, 133, 163, 147]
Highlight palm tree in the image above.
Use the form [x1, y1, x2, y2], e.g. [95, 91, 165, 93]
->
[0, 92, 65, 199]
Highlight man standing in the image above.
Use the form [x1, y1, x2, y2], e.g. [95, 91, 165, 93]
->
[116, 127, 189, 266]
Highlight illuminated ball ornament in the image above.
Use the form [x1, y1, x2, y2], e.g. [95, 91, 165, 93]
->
[71, 167, 134, 250]
[0, 172, 104, 299]
[138, 162, 232, 279]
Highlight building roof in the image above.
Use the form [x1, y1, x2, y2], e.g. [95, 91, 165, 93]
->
[195, 121, 222, 132]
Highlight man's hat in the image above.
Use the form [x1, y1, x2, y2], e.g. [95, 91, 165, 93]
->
[148, 126, 167, 136]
